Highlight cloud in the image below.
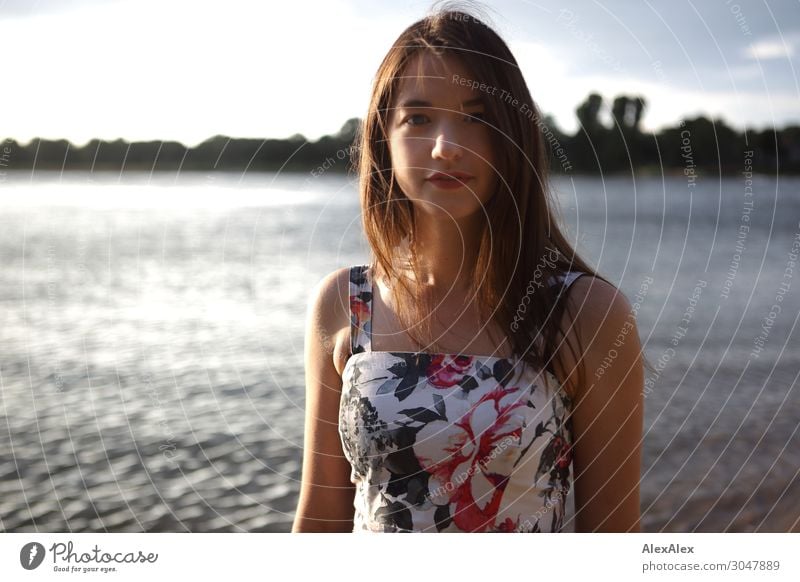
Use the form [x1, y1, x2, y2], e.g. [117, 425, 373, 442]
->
[744, 34, 798, 60]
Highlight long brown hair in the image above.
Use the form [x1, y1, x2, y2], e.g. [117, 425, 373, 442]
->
[352, 2, 644, 389]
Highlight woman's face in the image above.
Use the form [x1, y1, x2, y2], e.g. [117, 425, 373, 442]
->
[386, 52, 497, 221]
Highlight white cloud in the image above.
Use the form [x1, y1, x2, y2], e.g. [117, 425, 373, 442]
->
[745, 35, 797, 60]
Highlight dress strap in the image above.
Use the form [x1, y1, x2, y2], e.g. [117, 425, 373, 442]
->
[546, 270, 588, 293]
[541, 270, 589, 379]
[349, 264, 373, 355]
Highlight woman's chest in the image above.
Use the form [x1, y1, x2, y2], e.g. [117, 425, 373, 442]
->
[371, 280, 514, 357]
[338, 353, 570, 481]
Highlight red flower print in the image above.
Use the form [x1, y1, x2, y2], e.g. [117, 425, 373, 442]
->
[425, 354, 474, 388]
[551, 435, 572, 470]
[350, 295, 370, 331]
[414, 384, 528, 532]
[493, 516, 520, 532]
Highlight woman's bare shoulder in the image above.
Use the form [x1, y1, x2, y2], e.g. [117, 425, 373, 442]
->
[559, 275, 644, 532]
[567, 275, 634, 329]
[306, 266, 354, 376]
[309, 266, 352, 321]
[555, 274, 640, 399]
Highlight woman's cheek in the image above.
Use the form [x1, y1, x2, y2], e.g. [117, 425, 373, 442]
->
[389, 137, 413, 172]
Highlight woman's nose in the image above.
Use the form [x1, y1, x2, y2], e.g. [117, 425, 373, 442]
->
[431, 130, 463, 161]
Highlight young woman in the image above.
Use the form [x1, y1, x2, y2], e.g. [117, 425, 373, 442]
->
[293, 6, 644, 533]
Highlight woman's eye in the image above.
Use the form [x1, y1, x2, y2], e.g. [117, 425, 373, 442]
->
[404, 114, 429, 126]
[465, 112, 486, 123]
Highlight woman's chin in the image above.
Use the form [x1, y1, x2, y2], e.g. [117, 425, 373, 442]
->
[411, 198, 484, 220]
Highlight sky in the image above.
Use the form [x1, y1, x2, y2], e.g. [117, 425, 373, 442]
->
[1, 0, 798, 147]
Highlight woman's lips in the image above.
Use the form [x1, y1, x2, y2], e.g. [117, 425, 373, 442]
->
[426, 175, 474, 190]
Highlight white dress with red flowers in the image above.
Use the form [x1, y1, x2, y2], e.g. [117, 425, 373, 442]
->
[338, 264, 586, 533]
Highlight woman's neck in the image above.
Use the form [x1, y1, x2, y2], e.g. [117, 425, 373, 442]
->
[398, 210, 485, 294]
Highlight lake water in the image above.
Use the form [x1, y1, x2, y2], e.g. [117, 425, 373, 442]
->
[1, 170, 798, 532]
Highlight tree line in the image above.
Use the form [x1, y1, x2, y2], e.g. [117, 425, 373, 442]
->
[1, 94, 798, 174]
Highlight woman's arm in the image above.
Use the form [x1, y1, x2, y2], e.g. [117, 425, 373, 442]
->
[292, 269, 356, 532]
[556, 276, 644, 532]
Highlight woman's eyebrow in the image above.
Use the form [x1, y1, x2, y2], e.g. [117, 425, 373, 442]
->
[397, 97, 485, 108]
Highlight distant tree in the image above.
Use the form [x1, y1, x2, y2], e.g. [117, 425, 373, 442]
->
[605, 95, 650, 171]
[632, 96, 646, 130]
[335, 118, 361, 142]
[610, 95, 647, 131]
[572, 93, 606, 171]
[611, 96, 629, 129]
[576, 93, 604, 135]
[778, 125, 800, 172]
[751, 127, 777, 173]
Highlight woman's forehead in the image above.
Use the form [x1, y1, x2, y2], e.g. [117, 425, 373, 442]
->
[394, 52, 483, 105]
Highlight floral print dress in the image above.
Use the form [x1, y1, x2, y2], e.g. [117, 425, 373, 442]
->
[338, 264, 586, 533]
